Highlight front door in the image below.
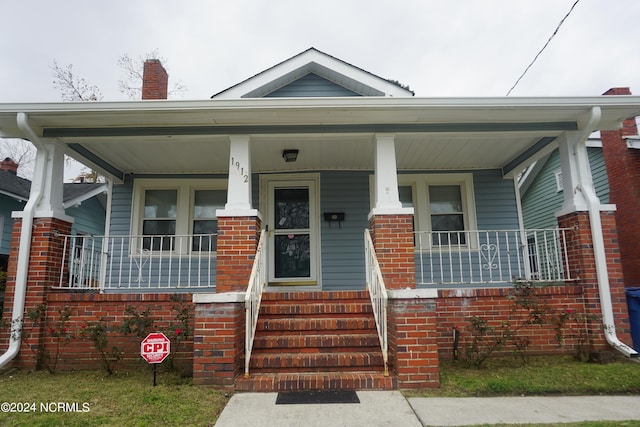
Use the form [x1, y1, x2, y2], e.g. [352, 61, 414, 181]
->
[264, 175, 320, 287]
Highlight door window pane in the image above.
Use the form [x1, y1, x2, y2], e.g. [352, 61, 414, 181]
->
[274, 234, 310, 278]
[275, 188, 309, 229]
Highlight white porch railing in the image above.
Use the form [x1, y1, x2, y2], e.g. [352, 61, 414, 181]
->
[244, 230, 267, 378]
[364, 229, 389, 376]
[58, 234, 218, 290]
[415, 228, 572, 286]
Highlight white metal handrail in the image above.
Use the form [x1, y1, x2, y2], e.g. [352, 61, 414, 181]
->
[244, 230, 267, 378]
[415, 228, 572, 286]
[364, 229, 389, 376]
[58, 234, 217, 290]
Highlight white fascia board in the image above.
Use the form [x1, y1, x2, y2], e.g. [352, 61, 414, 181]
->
[62, 183, 108, 209]
[626, 137, 640, 150]
[212, 49, 412, 99]
[1, 97, 640, 130]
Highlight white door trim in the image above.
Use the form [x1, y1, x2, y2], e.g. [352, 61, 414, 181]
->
[260, 173, 321, 289]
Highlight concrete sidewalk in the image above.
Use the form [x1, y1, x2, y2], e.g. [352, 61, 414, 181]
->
[214, 393, 640, 427]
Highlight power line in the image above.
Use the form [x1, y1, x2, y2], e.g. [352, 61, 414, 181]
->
[506, 0, 581, 96]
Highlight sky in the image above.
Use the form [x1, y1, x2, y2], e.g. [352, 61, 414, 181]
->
[1, 0, 639, 103]
[0, 0, 639, 180]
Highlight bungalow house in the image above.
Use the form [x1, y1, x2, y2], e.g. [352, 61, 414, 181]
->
[0, 49, 639, 390]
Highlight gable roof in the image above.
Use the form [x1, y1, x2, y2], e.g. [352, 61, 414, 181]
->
[211, 47, 414, 99]
[0, 169, 106, 206]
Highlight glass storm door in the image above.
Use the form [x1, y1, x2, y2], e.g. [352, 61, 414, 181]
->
[267, 179, 318, 285]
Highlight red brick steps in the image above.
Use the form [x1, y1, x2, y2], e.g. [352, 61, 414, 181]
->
[237, 291, 395, 391]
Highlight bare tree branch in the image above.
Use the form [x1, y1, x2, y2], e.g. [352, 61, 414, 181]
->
[0, 138, 35, 178]
[51, 60, 103, 101]
[118, 50, 187, 99]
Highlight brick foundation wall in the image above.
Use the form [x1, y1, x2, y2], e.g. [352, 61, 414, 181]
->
[369, 214, 415, 289]
[2, 291, 194, 373]
[193, 301, 245, 387]
[215, 216, 261, 293]
[435, 286, 586, 359]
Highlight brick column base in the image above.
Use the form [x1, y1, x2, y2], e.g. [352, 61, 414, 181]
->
[369, 214, 416, 289]
[215, 216, 261, 293]
[557, 211, 631, 349]
[388, 297, 440, 388]
[193, 300, 245, 388]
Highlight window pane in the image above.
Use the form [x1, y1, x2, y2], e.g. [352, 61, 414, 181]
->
[431, 214, 465, 245]
[275, 188, 309, 229]
[192, 220, 217, 251]
[194, 190, 225, 219]
[144, 190, 177, 218]
[429, 185, 462, 213]
[143, 219, 176, 235]
[399, 186, 413, 208]
[274, 234, 310, 278]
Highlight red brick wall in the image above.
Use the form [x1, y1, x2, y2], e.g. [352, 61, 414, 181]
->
[215, 216, 261, 293]
[1, 217, 73, 370]
[388, 298, 439, 388]
[601, 88, 640, 286]
[435, 286, 586, 359]
[40, 293, 193, 372]
[369, 215, 415, 289]
[193, 301, 245, 387]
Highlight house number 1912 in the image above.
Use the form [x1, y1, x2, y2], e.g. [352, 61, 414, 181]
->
[231, 157, 249, 183]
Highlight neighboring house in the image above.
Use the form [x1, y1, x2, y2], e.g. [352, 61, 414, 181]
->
[521, 104, 640, 288]
[520, 139, 611, 230]
[1, 49, 639, 390]
[0, 158, 107, 272]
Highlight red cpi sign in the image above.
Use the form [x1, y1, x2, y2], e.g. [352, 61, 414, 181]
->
[140, 332, 170, 364]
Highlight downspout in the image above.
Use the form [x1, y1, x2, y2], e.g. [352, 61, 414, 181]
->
[0, 113, 47, 368]
[575, 107, 638, 357]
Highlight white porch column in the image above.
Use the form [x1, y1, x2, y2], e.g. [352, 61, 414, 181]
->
[369, 133, 413, 218]
[556, 131, 615, 216]
[12, 141, 71, 222]
[217, 135, 260, 217]
[33, 142, 67, 219]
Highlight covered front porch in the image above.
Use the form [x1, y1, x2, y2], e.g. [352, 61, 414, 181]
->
[1, 96, 639, 388]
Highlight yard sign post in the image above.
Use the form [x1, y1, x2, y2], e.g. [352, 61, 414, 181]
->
[140, 332, 171, 386]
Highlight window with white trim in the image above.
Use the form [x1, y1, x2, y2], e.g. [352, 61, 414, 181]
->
[372, 174, 478, 248]
[132, 179, 227, 254]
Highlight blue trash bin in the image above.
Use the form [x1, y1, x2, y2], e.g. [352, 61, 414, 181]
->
[626, 287, 640, 352]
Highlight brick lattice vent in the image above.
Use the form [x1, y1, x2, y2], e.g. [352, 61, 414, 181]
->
[235, 291, 397, 391]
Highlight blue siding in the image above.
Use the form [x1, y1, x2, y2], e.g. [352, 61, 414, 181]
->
[0, 196, 23, 256]
[266, 73, 361, 97]
[414, 170, 521, 288]
[67, 197, 106, 236]
[522, 147, 609, 230]
[107, 170, 521, 292]
[320, 171, 370, 290]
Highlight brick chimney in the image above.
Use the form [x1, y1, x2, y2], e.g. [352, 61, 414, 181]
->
[601, 87, 640, 286]
[1, 157, 18, 175]
[142, 59, 168, 100]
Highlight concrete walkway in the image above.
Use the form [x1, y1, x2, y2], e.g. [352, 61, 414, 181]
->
[214, 393, 640, 427]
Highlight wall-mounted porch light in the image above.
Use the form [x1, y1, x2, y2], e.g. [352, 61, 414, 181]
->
[282, 149, 299, 162]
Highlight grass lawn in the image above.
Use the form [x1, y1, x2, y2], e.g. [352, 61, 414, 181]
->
[0, 367, 229, 427]
[407, 355, 640, 397]
[1, 355, 639, 426]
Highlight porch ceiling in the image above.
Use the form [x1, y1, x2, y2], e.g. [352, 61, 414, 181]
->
[1, 96, 640, 181]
